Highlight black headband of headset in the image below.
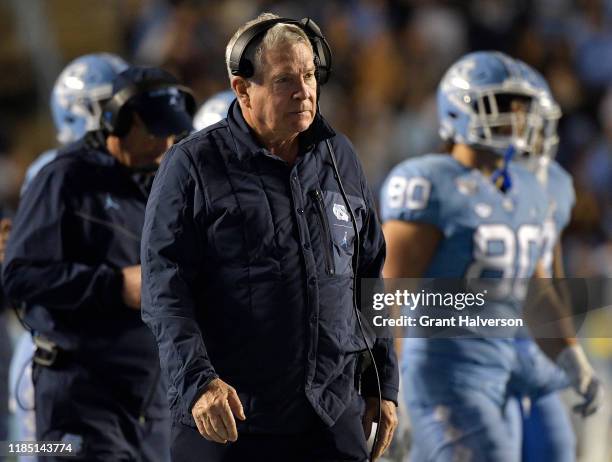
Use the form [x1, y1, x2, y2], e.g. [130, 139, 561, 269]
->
[228, 17, 332, 85]
[102, 80, 196, 135]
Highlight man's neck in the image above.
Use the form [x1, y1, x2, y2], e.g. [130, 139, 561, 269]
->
[266, 135, 300, 165]
[242, 108, 300, 165]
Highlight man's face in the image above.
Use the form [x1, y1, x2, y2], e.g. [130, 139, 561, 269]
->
[246, 41, 317, 140]
[119, 114, 175, 168]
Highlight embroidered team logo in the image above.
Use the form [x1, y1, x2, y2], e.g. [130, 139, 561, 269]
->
[456, 177, 478, 196]
[333, 203, 349, 222]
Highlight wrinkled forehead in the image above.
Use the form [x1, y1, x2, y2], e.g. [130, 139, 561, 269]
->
[260, 41, 315, 73]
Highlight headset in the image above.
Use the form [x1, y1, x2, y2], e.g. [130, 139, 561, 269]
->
[102, 79, 196, 137]
[229, 17, 382, 461]
[228, 17, 332, 86]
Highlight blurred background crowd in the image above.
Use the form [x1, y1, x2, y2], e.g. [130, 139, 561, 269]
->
[0, 0, 610, 456]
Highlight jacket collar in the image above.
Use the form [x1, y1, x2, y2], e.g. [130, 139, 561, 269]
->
[226, 99, 335, 161]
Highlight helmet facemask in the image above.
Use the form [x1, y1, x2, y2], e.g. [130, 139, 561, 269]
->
[515, 91, 561, 180]
[462, 86, 544, 156]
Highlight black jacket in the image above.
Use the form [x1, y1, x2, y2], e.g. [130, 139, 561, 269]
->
[141, 101, 399, 432]
[1, 135, 167, 418]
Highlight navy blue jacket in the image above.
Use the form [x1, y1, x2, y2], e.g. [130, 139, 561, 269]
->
[141, 101, 399, 432]
[1, 135, 167, 418]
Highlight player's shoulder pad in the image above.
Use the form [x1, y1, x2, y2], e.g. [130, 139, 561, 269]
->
[509, 160, 543, 189]
[510, 161, 550, 212]
[380, 153, 456, 225]
[384, 153, 460, 192]
[547, 160, 575, 204]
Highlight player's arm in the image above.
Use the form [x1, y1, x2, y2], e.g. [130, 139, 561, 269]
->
[528, 260, 603, 417]
[383, 220, 442, 357]
[529, 261, 576, 357]
[382, 220, 441, 279]
[380, 162, 443, 357]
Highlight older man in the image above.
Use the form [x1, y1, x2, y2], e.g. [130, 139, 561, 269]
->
[141, 13, 399, 462]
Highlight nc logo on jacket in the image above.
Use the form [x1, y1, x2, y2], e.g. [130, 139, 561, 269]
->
[333, 203, 349, 222]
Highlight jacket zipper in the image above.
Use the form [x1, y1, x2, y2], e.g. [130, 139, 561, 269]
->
[310, 190, 335, 276]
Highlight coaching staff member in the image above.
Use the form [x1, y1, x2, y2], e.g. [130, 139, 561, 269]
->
[2, 66, 194, 461]
[141, 13, 399, 462]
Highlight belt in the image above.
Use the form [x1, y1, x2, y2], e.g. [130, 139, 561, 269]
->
[33, 335, 75, 367]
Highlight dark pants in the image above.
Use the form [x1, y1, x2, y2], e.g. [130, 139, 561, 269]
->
[170, 394, 369, 462]
[34, 362, 170, 462]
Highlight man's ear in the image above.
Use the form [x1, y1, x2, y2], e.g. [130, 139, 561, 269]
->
[231, 77, 251, 108]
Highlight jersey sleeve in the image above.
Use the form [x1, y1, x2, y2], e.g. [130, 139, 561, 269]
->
[379, 160, 441, 226]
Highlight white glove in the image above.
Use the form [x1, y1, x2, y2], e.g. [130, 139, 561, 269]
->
[557, 344, 604, 417]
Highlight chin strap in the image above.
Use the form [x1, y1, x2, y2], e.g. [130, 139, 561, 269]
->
[490, 145, 517, 192]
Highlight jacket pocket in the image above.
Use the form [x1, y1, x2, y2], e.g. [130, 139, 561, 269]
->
[322, 191, 365, 276]
[310, 189, 335, 276]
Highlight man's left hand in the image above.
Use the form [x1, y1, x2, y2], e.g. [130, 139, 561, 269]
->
[362, 397, 398, 460]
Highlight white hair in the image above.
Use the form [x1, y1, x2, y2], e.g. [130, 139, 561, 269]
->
[225, 12, 314, 82]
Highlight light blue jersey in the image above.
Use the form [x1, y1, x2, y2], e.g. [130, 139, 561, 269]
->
[380, 154, 548, 369]
[380, 154, 549, 462]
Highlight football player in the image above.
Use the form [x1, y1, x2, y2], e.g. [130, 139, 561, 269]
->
[380, 51, 602, 461]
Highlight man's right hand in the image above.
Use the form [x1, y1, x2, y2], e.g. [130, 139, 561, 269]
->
[121, 265, 141, 309]
[192, 377, 246, 443]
